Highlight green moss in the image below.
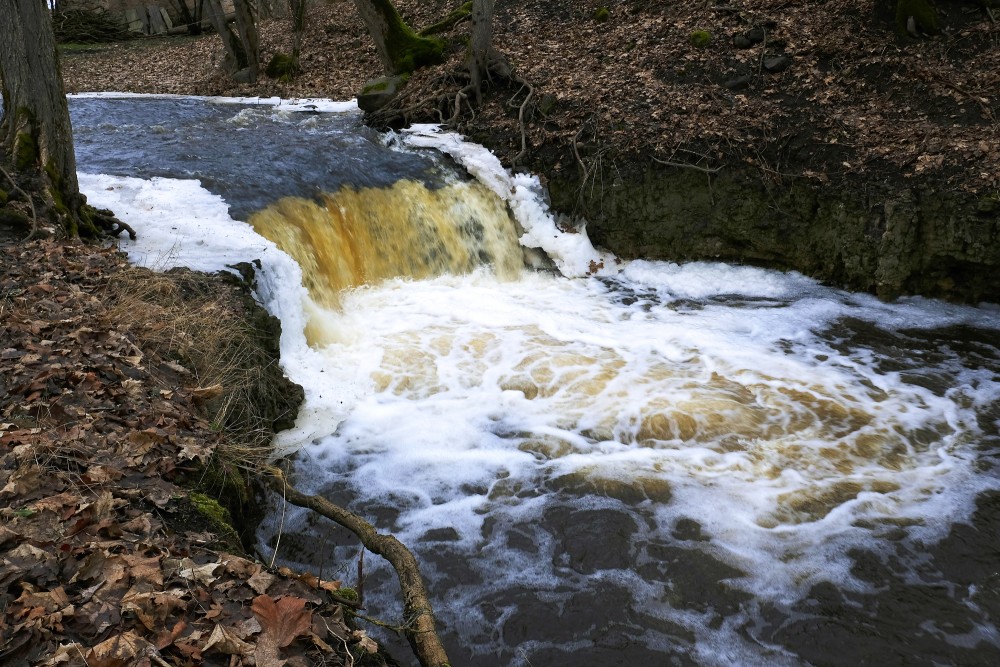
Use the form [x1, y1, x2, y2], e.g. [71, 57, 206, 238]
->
[265, 52, 299, 82]
[0, 209, 30, 229]
[374, 0, 446, 74]
[0, 189, 8, 205]
[14, 132, 37, 171]
[689, 30, 713, 48]
[363, 79, 390, 94]
[190, 492, 243, 545]
[337, 587, 360, 602]
[593, 7, 610, 23]
[895, 0, 940, 36]
[419, 1, 473, 36]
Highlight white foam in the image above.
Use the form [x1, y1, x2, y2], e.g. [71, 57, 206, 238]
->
[401, 124, 619, 278]
[78, 172, 362, 450]
[69, 91, 359, 113]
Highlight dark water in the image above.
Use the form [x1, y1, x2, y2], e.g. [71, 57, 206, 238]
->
[70, 96, 450, 219]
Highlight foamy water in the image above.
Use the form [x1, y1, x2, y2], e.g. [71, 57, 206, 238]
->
[75, 96, 1000, 666]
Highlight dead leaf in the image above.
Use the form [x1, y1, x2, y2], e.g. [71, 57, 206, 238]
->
[252, 595, 313, 648]
[203, 623, 255, 656]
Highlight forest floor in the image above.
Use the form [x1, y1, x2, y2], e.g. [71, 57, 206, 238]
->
[2, 1, 996, 665]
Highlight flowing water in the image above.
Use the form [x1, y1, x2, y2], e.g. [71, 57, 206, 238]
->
[71, 96, 1000, 666]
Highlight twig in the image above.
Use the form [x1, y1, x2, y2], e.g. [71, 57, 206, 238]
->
[572, 122, 589, 189]
[0, 164, 39, 241]
[651, 156, 724, 174]
[268, 470, 287, 569]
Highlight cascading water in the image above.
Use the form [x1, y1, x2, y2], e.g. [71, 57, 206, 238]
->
[71, 95, 1000, 667]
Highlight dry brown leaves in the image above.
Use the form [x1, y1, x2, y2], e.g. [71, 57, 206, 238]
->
[0, 241, 358, 666]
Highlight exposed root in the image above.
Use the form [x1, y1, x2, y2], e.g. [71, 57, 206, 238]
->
[509, 79, 534, 167]
[0, 164, 40, 241]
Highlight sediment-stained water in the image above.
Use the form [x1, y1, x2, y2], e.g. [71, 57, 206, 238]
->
[72, 96, 1000, 667]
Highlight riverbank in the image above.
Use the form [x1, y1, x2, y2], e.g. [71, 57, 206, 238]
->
[0, 238, 382, 665]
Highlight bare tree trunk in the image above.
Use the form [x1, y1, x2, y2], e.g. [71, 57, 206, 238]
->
[352, 0, 445, 75]
[469, 0, 495, 103]
[0, 0, 83, 234]
[0, 0, 135, 239]
[289, 0, 307, 65]
[205, 0, 260, 82]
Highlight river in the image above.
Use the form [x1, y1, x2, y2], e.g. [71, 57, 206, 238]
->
[70, 95, 1000, 666]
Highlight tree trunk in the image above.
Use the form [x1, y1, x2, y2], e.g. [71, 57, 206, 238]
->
[205, 0, 259, 82]
[352, 0, 445, 75]
[289, 0, 307, 65]
[0, 0, 85, 234]
[468, 0, 496, 102]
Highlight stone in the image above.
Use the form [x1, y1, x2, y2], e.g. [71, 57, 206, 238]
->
[763, 55, 792, 73]
[146, 6, 168, 35]
[746, 27, 766, 44]
[357, 75, 408, 113]
[722, 75, 752, 90]
[733, 34, 754, 49]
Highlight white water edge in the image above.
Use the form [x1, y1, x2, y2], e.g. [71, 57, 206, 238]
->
[78, 108, 1000, 663]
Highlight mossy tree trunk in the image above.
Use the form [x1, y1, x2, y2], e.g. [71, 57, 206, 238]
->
[205, 0, 260, 82]
[352, 0, 445, 75]
[0, 0, 90, 236]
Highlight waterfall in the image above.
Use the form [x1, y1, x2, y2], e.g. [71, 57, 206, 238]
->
[250, 179, 525, 310]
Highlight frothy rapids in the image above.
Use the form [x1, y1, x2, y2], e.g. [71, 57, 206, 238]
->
[71, 95, 1000, 666]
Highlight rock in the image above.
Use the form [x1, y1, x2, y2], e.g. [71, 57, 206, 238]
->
[231, 68, 255, 84]
[722, 75, 752, 90]
[357, 75, 408, 113]
[734, 34, 755, 49]
[147, 5, 168, 35]
[746, 27, 766, 44]
[763, 55, 792, 73]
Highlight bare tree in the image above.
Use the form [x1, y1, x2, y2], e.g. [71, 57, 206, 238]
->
[205, 0, 260, 82]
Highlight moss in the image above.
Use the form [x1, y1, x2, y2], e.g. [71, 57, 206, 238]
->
[689, 30, 713, 48]
[374, 0, 446, 74]
[593, 7, 610, 23]
[337, 587, 360, 602]
[895, 0, 940, 36]
[363, 79, 390, 94]
[265, 52, 299, 82]
[0, 189, 8, 205]
[419, 1, 473, 36]
[0, 208, 31, 229]
[190, 492, 243, 549]
[14, 132, 37, 171]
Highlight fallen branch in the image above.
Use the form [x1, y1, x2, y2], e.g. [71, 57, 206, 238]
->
[264, 466, 451, 667]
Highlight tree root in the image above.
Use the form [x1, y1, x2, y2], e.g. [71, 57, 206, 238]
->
[0, 164, 40, 241]
[263, 466, 451, 667]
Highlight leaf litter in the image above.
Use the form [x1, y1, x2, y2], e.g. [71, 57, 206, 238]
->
[0, 241, 365, 666]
